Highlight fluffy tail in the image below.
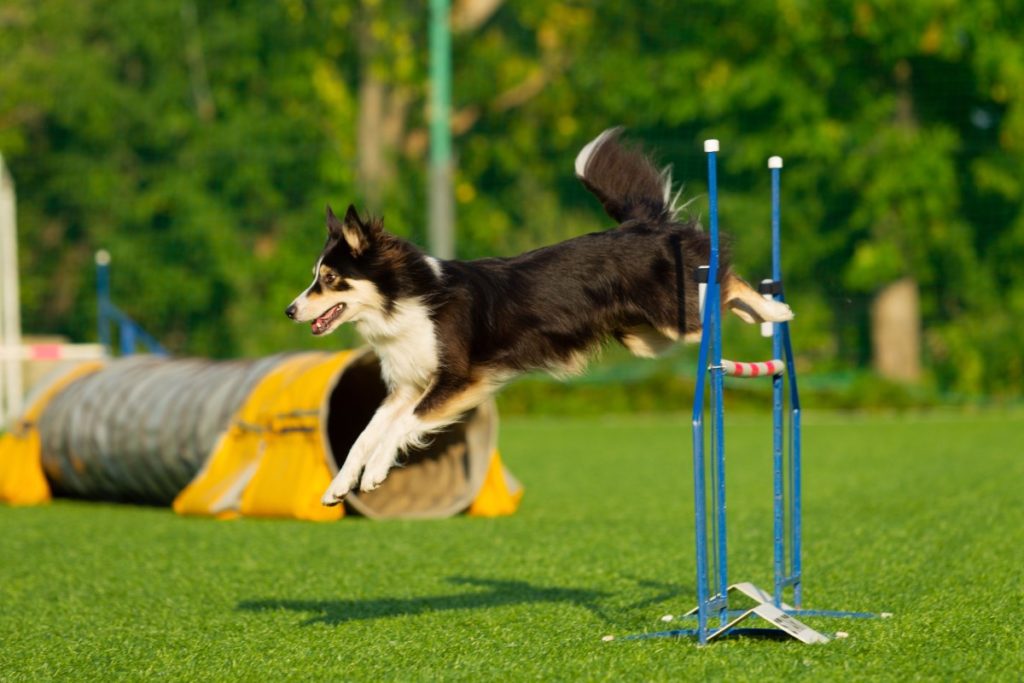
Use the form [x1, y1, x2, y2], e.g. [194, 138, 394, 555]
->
[575, 127, 682, 225]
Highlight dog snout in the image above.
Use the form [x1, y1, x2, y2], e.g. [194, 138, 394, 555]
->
[285, 303, 298, 319]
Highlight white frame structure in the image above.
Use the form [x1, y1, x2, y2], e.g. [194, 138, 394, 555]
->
[0, 153, 23, 428]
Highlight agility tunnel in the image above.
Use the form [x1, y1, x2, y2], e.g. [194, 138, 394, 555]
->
[0, 349, 521, 520]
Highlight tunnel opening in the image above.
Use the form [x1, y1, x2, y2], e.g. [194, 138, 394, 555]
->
[322, 350, 493, 519]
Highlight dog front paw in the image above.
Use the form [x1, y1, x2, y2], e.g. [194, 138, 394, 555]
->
[321, 469, 360, 506]
[320, 489, 347, 507]
[359, 460, 395, 493]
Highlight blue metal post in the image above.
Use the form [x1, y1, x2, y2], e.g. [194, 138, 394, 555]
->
[691, 371, 709, 643]
[95, 250, 112, 352]
[690, 281, 712, 641]
[682, 140, 730, 641]
[768, 156, 804, 610]
[787, 329, 803, 608]
[119, 322, 136, 356]
[706, 142, 728, 627]
[690, 139, 726, 644]
[780, 160, 804, 610]
[769, 158, 785, 607]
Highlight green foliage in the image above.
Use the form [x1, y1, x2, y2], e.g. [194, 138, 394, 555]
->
[2, 1, 1024, 397]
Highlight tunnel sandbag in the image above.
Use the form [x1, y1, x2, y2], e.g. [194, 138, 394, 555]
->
[12, 347, 522, 519]
[0, 361, 106, 505]
[175, 348, 521, 520]
[174, 351, 357, 521]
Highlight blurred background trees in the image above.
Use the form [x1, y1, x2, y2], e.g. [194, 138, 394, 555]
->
[1, 0, 1022, 400]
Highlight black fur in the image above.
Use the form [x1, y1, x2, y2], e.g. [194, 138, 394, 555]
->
[433, 222, 714, 375]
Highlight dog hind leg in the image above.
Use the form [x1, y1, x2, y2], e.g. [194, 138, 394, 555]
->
[723, 273, 793, 324]
[616, 325, 677, 358]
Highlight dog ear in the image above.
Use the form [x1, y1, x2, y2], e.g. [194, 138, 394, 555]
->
[326, 205, 345, 239]
[327, 204, 374, 256]
[341, 204, 374, 256]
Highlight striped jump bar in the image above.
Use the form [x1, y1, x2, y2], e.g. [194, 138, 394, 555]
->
[0, 344, 106, 361]
[721, 359, 786, 378]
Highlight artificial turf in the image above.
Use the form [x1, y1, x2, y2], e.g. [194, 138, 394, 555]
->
[1, 411, 1022, 681]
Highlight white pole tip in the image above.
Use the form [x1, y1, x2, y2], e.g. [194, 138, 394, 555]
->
[768, 156, 783, 169]
[95, 250, 111, 266]
[704, 139, 720, 153]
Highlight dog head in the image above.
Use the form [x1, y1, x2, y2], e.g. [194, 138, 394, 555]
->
[285, 204, 390, 336]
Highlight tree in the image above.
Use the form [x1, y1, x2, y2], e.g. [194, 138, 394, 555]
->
[2, 1, 1023, 398]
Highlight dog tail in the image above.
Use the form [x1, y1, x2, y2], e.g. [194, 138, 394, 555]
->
[575, 127, 682, 225]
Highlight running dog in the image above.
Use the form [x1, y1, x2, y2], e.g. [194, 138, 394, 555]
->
[285, 128, 793, 505]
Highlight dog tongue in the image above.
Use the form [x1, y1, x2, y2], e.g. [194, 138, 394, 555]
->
[312, 304, 342, 334]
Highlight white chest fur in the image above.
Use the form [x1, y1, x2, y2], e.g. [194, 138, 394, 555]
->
[356, 298, 439, 390]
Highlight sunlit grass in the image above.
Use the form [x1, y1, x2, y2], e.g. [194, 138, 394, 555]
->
[1, 412, 1022, 680]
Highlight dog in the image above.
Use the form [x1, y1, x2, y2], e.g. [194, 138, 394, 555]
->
[285, 128, 793, 506]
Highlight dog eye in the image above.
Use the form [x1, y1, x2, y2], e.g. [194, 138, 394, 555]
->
[323, 273, 336, 284]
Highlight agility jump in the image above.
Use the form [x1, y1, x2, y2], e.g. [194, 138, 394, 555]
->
[633, 140, 878, 645]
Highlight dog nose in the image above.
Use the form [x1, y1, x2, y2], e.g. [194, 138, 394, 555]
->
[285, 304, 297, 319]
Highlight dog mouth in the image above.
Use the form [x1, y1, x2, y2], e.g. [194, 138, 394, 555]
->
[311, 303, 346, 335]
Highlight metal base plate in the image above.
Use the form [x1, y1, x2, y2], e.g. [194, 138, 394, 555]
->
[610, 582, 885, 645]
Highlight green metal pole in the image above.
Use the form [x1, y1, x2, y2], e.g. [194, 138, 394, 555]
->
[428, 0, 454, 259]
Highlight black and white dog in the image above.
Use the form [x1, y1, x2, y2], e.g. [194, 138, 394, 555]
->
[286, 128, 793, 505]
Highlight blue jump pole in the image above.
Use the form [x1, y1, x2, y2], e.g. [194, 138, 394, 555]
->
[769, 156, 789, 608]
[690, 345, 709, 643]
[690, 139, 729, 644]
[706, 141, 728, 629]
[94, 248, 167, 357]
[768, 156, 805, 610]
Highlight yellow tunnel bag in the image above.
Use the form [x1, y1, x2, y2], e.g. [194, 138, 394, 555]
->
[0, 361, 105, 505]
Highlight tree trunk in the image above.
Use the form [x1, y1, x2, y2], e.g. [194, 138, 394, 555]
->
[354, 2, 410, 209]
[356, 77, 388, 206]
[870, 277, 922, 383]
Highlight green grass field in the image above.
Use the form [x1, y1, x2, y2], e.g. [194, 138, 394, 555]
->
[2, 412, 1023, 681]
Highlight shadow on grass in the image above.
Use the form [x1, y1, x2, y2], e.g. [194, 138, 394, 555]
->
[616, 575, 691, 612]
[238, 576, 613, 626]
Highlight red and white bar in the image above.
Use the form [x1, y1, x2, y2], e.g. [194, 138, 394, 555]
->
[0, 344, 106, 361]
[721, 358, 785, 378]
